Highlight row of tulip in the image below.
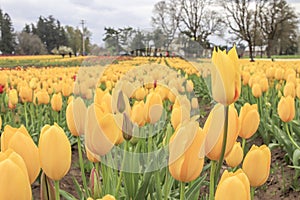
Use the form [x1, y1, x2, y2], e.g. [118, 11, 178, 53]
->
[0, 50, 298, 199]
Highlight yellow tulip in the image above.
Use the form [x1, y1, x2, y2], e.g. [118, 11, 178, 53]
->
[0, 149, 32, 200]
[242, 145, 271, 187]
[38, 123, 71, 180]
[239, 103, 260, 139]
[100, 195, 116, 200]
[87, 194, 116, 200]
[211, 46, 241, 105]
[145, 92, 163, 124]
[251, 83, 262, 98]
[51, 92, 63, 112]
[242, 71, 250, 86]
[85, 145, 100, 163]
[19, 85, 33, 103]
[169, 119, 205, 182]
[283, 82, 295, 98]
[191, 97, 199, 109]
[225, 142, 243, 168]
[134, 87, 147, 100]
[277, 96, 295, 122]
[131, 101, 146, 126]
[8, 88, 18, 105]
[66, 97, 87, 136]
[85, 104, 123, 157]
[275, 68, 284, 80]
[297, 84, 300, 99]
[67, 95, 74, 104]
[35, 89, 50, 105]
[259, 78, 269, 93]
[171, 106, 190, 130]
[0, 116, 2, 131]
[215, 169, 250, 200]
[62, 82, 73, 97]
[0, 125, 40, 184]
[204, 104, 240, 161]
[186, 80, 194, 92]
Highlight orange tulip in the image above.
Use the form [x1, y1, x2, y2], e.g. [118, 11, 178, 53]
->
[277, 96, 295, 122]
[242, 145, 271, 187]
[238, 103, 260, 139]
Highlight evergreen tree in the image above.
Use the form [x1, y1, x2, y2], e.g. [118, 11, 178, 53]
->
[0, 9, 16, 54]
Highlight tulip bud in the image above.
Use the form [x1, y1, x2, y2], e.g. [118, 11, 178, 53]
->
[51, 93, 63, 112]
[215, 169, 250, 200]
[0, 149, 32, 200]
[277, 96, 295, 122]
[117, 91, 126, 113]
[171, 106, 190, 130]
[242, 145, 271, 187]
[225, 142, 243, 168]
[122, 113, 133, 141]
[39, 123, 72, 180]
[239, 103, 260, 139]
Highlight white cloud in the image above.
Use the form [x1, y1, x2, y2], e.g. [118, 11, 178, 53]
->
[0, 0, 299, 45]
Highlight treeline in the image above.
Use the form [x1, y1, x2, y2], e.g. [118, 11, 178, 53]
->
[0, 9, 92, 55]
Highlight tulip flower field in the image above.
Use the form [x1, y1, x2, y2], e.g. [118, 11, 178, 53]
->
[0, 49, 300, 200]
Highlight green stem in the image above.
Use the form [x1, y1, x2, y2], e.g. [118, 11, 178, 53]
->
[180, 181, 185, 200]
[242, 138, 246, 154]
[116, 141, 129, 197]
[24, 102, 28, 127]
[285, 123, 300, 150]
[54, 180, 60, 200]
[215, 105, 229, 185]
[250, 187, 255, 200]
[155, 170, 163, 200]
[77, 137, 89, 197]
[164, 170, 170, 200]
[209, 160, 217, 200]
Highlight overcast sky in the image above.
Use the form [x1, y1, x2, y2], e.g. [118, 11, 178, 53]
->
[0, 0, 299, 46]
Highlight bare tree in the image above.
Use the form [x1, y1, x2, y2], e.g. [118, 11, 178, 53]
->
[177, 0, 223, 49]
[151, 0, 181, 50]
[260, 0, 299, 57]
[222, 0, 265, 61]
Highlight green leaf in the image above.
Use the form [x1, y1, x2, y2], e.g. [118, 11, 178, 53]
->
[185, 174, 207, 200]
[72, 176, 83, 199]
[40, 172, 56, 200]
[293, 149, 300, 166]
[59, 190, 77, 200]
